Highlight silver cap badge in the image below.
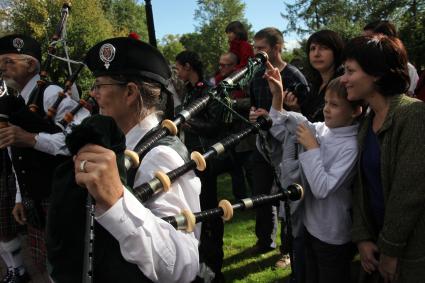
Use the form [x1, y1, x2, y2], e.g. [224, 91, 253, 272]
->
[99, 43, 116, 70]
[12, 38, 24, 52]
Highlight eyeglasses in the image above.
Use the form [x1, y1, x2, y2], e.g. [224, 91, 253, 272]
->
[0, 58, 30, 65]
[91, 81, 127, 92]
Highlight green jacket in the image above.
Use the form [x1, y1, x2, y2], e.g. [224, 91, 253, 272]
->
[352, 95, 425, 282]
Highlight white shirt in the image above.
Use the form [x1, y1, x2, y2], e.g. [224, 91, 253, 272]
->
[269, 107, 358, 245]
[19, 74, 90, 155]
[95, 113, 201, 282]
[408, 62, 419, 95]
[13, 74, 90, 202]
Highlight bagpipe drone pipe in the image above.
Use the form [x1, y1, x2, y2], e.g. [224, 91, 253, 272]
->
[45, 51, 270, 283]
[163, 183, 303, 232]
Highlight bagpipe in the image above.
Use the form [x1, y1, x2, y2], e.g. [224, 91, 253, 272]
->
[27, 2, 72, 114]
[25, 2, 95, 126]
[129, 115, 272, 203]
[163, 184, 303, 232]
[122, 51, 269, 161]
[48, 51, 302, 283]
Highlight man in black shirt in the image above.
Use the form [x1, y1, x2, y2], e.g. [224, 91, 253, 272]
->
[249, 27, 309, 276]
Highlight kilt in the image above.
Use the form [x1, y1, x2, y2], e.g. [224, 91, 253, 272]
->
[0, 150, 19, 241]
[26, 198, 49, 271]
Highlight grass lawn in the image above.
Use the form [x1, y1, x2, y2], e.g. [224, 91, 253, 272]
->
[217, 174, 291, 283]
[217, 174, 362, 283]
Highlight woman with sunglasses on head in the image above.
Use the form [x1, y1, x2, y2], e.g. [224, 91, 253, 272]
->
[341, 34, 425, 283]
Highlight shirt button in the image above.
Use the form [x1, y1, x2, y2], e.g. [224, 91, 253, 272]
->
[120, 216, 126, 223]
[21, 170, 26, 174]
[18, 156, 23, 160]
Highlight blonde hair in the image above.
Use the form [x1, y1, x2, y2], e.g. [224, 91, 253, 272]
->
[327, 76, 363, 109]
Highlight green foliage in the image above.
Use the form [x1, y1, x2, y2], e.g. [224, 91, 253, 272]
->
[158, 34, 185, 64]
[282, 0, 425, 68]
[218, 175, 291, 282]
[180, 0, 251, 77]
[3, 0, 149, 91]
[101, 0, 148, 39]
[398, 1, 425, 69]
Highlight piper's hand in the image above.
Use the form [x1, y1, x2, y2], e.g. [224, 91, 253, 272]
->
[296, 123, 318, 150]
[249, 107, 268, 123]
[284, 92, 301, 112]
[74, 144, 124, 211]
[12, 203, 26, 225]
[379, 254, 398, 283]
[358, 241, 379, 274]
[0, 124, 36, 148]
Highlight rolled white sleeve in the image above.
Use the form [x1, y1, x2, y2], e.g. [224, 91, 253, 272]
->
[95, 145, 200, 282]
[34, 132, 70, 156]
[299, 147, 357, 199]
[269, 107, 310, 141]
[15, 183, 21, 203]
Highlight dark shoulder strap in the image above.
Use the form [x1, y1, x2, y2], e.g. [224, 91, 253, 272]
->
[127, 126, 190, 188]
[27, 81, 53, 117]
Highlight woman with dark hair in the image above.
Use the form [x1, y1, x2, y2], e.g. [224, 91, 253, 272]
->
[341, 34, 425, 283]
[175, 50, 226, 282]
[290, 29, 344, 122]
[225, 21, 254, 71]
[175, 50, 220, 147]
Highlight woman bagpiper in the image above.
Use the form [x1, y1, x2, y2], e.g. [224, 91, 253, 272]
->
[48, 37, 201, 283]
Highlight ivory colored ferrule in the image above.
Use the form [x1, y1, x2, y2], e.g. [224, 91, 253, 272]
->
[180, 110, 191, 121]
[241, 198, 254, 209]
[190, 151, 206, 171]
[154, 171, 171, 192]
[181, 209, 196, 233]
[124, 150, 140, 169]
[161, 119, 178, 136]
[211, 143, 225, 155]
[147, 178, 162, 193]
[218, 199, 233, 221]
[174, 214, 188, 231]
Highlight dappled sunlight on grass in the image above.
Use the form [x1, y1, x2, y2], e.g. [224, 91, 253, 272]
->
[218, 174, 291, 282]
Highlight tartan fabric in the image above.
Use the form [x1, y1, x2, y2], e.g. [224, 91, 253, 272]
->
[0, 150, 19, 240]
[26, 199, 49, 272]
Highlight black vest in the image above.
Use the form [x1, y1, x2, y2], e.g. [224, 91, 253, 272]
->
[48, 131, 190, 283]
[9, 83, 67, 200]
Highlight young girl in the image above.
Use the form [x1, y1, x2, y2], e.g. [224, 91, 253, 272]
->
[264, 61, 361, 283]
[225, 21, 254, 71]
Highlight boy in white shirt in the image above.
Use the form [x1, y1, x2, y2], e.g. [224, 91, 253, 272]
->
[263, 61, 362, 283]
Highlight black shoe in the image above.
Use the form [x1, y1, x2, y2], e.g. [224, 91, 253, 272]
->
[250, 243, 275, 254]
[1, 269, 13, 283]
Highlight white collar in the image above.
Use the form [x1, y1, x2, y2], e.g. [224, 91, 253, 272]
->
[125, 113, 161, 150]
[327, 123, 359, 137]
[19, 74, 39, 103]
